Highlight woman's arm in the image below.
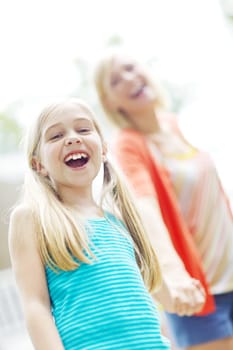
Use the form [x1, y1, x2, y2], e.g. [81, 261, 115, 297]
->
[113, 133, 205, 315]
[8, 205, 64, 350]
[136, 197, 205, 316]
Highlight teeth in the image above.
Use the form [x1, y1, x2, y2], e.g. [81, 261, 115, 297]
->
[131, 83, 145, 97]
[132, 85, 143, 97]
[65, 153, 87, 162]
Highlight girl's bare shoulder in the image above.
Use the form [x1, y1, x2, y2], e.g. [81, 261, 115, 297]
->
[8, 204, 36, 248]
[10, 203, 34, 227]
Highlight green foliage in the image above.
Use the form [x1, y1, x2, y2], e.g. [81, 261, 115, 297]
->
[106, 34, 123, 47]
[0, 112, 23, 153]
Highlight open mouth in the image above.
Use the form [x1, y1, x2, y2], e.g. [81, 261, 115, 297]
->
[64, 152, 89, 168]
[130, 84, 146, 99]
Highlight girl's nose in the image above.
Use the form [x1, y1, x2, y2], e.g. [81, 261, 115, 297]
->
[65, 136, 81, 146]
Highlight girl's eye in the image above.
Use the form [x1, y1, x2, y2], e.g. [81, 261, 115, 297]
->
[78, 128, 91, 134]
[50, 133, 63, 140]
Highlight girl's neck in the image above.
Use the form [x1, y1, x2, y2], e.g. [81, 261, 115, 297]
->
[71, 203, 104, 219]
[59, 187, 103, 218]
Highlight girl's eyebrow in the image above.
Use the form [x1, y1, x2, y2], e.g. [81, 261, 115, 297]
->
[44, 122, 62, 137]
[44, 118, 93, 136]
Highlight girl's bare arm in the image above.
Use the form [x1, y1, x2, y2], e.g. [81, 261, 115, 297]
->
[8, 205, 64, 350]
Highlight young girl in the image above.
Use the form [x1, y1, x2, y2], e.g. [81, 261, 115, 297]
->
[8, 98, 170, 350]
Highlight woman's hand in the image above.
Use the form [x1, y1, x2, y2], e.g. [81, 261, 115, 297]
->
[154, 275, 206, 316]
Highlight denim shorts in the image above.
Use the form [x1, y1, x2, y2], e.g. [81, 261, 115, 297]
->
[165, 291, 233, 348]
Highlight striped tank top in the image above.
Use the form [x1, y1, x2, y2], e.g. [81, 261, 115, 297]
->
[46, 212, 170, 350]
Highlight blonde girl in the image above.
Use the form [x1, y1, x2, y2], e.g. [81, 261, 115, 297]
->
[8, 98, 170, 349]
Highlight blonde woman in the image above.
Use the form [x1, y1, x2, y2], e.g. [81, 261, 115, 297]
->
[94, 51, 233, 350]
[8, 98, 171, 349]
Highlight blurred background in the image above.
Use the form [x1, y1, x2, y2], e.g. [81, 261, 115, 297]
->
[1, 0, 233, 348]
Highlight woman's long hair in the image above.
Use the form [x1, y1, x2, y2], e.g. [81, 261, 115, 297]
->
[21, 98, 161, 292]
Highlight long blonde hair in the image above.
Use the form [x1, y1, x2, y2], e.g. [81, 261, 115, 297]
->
[94, 49, 168, 129]
[22, 98, 161, 292]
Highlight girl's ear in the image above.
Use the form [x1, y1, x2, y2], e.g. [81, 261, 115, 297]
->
[32, 156, 49, 177]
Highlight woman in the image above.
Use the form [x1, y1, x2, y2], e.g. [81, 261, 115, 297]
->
[94, 51, 233, 350]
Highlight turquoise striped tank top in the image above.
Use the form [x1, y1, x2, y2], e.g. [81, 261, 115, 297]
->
[46, 212, 170, 349]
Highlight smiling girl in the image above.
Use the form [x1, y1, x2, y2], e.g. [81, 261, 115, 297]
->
[8, 98, 170, 349]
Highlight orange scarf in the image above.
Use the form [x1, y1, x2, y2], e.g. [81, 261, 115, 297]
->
[114, 129, 215, 316]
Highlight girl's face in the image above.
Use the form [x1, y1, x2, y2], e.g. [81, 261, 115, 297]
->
[35, 102, 106, 195]
[103, 55, 157, 115]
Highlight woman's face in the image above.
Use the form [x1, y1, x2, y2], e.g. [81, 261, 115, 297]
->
[104, 55, 157, 115]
